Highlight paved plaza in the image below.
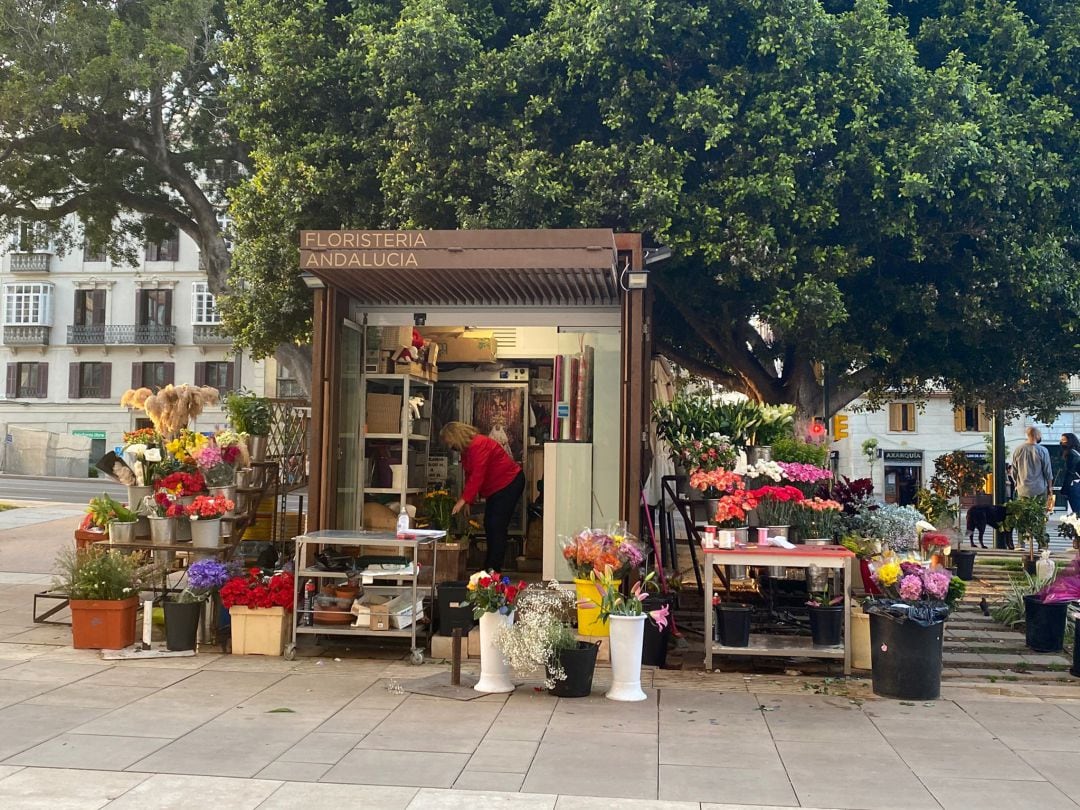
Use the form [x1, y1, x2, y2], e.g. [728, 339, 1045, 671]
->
[1, 504, 1079, 809]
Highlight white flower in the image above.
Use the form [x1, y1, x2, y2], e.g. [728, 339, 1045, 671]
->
[144, 448, 161, 462]
[915, 520, 936, 534]
[125, 443, 147, 459]
[468, 570, 487, 588]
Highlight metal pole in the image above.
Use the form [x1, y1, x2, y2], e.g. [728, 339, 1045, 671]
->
[993, 410, 1007, 549]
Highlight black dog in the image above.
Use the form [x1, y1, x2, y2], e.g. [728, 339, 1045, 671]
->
[966, 504, 1012, 549]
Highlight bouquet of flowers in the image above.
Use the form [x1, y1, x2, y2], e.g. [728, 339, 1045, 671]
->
[737, 458, 784, 485]
[1059, 513, 1080, 546]
[423, 488, 455, 532]
[185, 493, 235, 521]
[560, 527, 644, 580]
[155, 470, 206, 498]
[213, 429, 250, 468]
[191, 443, 236, 488]
[141, 490, 186, 518]
[580, 566, 670, 627]
[713, 486, 759, 528]
[851, 503, 926, 553]
[466, 571, 526, 618]
[165, 429, 209, 465]
[678, 433, 737, 473]
[688, 468, 742, 497]
[121, 442, 164, 486]
[220, 568, 295, 610]
[749, 485, 805, 526]
[793, 497, 843, 539]
[869, 559, 951, 622]
[176, 558, 234, 603]
[777, 461, 832, 496]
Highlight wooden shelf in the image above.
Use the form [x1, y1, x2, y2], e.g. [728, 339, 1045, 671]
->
[365, 433, 430, 442]
[363, 487, 423, 495]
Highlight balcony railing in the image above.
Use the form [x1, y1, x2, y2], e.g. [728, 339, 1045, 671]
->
[67, 324, 176, 345]
[2, 325, 50, 346]
[192, 324, 233, 344]
[9, 252, 51, 273]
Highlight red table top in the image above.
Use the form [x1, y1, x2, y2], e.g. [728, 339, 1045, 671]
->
[702, 544, 854, 559]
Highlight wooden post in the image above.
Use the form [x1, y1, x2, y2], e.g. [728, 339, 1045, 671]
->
[451, 627, 462, 686]
[615, 233, 649, 541]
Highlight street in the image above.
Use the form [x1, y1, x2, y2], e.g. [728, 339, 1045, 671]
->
[0, 475, 125, 505]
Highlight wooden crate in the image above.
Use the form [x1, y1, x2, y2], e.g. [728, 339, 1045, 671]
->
[229, 606, 287, 656]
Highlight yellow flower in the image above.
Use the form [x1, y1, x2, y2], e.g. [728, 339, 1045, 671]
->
[876, 561, 901, 587]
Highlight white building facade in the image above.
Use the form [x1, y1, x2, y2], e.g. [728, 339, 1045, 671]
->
[0, 223, 268, 475]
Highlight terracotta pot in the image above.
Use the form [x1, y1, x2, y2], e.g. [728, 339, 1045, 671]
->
[70, 596, 139, 650]
[74, 528, 105, 551]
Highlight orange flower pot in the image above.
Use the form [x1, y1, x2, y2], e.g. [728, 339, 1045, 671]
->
[70, 596, 139, 649]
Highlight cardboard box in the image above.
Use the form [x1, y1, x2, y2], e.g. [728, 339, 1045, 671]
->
[381, 326, 415, 351]
[366, 393, 402, 434]
[433, 334, 497, 363]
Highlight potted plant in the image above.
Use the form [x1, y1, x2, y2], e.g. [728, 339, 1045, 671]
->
[220, 568, 295, 655]
[777, 461, 833, 498]
[793, 497, 843, 542]
[750, 403, 796, 456]
[54, 546, 146, 649]
[417, 488, 469, 584]
[1021, 560, 1080, 653]
[185, 492, 236, 548]
[582, 566, 669, 702]
[930, 450, 988, 531]
[1003, 496, 1050, 573]
[747, 484, 804, 536]
[805, 583, 844, 646]
[164, 558, 232, 651]
[495, 582, 598, 697]
[87, 493, 139, 543]
[140, 490, 186, 547]
[466, 570, 526, 693]
[561, 527, 644, 637]
[192, 442, 238, 515]
[223, 389, 272, 461]
[155, 469, 206, 542]
[864, 560, 952, 699]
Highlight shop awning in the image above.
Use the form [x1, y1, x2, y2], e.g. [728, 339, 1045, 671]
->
[299, 229, 620, 307]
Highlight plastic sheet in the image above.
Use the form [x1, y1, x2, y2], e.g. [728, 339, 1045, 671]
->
[863, 598, 948, 627]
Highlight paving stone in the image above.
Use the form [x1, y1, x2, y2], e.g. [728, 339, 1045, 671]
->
[556, 799, 698, 810]
[465, 739, 538, 773]
[257, 781, 418, 808]
[6, 733, 170, 771]
[1016, 750, 1080, 798]
[0, 766, 148, 808]
[921, 775, 1078, 810]
[453, 771, 526, 792]
[254, 761, 331, 782]
[322, 749, 469, 788]
[0, 704, 108, 762]
[524, 729, 657, 799]
[355, 695, 502, 754]
[658, 763, 796, 806]
[276, 731, 364, 764]
[408, 788, 555, 809]
[106, 773, 281, 809]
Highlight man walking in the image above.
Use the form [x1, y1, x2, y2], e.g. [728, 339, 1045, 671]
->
[1011, 427, 1054, 502]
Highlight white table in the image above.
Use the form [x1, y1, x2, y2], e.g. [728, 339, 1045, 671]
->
[703, 544, 855, 674]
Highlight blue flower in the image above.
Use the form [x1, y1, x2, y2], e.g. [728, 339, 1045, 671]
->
[498, 606, 509, 614]
[501, 575, 510, 584]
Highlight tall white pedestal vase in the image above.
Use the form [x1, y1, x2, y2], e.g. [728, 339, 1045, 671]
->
[606, 614, 648, 702]
[474, 611, 516, 693]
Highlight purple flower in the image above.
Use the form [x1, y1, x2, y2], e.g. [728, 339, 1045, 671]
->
[899, 574, 924, 601]
[899, 561, 923, 577]
[188, 559, 232, 592]
[924, 570, 950, 600]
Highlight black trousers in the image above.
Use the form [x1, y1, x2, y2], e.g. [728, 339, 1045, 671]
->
[483, 471, 526, 571]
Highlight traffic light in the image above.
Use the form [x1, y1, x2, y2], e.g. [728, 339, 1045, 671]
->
[808, 418, 827, 440]
[832, 414, 849, 440]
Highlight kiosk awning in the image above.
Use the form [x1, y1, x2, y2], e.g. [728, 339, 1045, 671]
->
[299, 229, 620, 307]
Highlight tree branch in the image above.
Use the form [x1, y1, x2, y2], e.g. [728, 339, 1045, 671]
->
[654, 340, 749, 393]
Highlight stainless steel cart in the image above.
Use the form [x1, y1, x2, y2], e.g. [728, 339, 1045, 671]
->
[287, 528, 444, 663]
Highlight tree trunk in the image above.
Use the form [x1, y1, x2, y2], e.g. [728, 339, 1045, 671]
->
[276, 344, 313, 399]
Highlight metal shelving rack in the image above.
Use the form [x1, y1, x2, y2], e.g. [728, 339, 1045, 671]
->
[286, 528, 443, 663]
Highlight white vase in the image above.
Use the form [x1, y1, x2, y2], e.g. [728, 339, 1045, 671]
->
[190, 518, 221, 549]
[474, 610, 515, 694]
[606, 614, 648, 702]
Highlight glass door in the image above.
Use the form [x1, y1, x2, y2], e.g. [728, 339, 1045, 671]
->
[336, 320, 364, 529]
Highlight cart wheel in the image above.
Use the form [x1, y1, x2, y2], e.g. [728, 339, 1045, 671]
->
[284, 643, 296, 661]
[410, 649, 424, 665]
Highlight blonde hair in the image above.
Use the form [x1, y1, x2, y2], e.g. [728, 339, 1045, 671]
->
[1027, 426, 1042, 442]
[440, 421, 478, 451]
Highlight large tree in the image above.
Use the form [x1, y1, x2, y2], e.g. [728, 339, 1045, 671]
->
[227, 0, 1079, 418]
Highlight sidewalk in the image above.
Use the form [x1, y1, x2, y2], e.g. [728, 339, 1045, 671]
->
[1, 510, 1080, 809]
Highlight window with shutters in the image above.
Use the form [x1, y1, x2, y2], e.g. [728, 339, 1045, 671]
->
[72, 362, 108, 399]
[191, 282, 221, 324]
[83, 241, 106, 263]
[73, 290, 106, 326]
[204, 361, 231, 390]
[135, 362, 172, 391]
[888, 402, 917, 432]
[138, 289, 171, 326]
[13, 362, 47, 398]
[145, 227, 180, 261]
[3, 283, 53, 325]
[954, 404, 991, 433]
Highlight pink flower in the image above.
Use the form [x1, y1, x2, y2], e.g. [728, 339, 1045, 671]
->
[899, 574, 924, 601]
[649, 604, 670, 631]
[924, 570, 950, 600]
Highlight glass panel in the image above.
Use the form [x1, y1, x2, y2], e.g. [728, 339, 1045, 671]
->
[336, 321, 363, 529]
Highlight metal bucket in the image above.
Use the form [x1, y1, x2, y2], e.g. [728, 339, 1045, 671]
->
[108, 520, 137, 543]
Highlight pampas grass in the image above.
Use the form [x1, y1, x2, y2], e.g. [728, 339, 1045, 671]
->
[120, 384, 220, 439]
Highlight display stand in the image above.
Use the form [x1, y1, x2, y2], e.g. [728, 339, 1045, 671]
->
[703, 544, 855, 674]
[288, 528, 444, 663]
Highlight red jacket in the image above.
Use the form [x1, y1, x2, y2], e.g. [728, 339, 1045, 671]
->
[461, 434, 520, 503]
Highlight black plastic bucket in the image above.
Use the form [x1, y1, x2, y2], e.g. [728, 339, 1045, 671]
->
[808, 606, 843, 647]
[716, 603, 752, 647]
[164, 600, 203, 651]
[437, 581, 475, 637]
[869, 611, 943, 700]
[953, 549, 977, 581]
[549, 641, 600, 698]
[1071, 618, 1080, 678]
[641, 595, 673, 667]
[1024, 595, 1068, 653]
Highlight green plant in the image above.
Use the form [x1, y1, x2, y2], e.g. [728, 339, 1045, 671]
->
[861, 438, 879, 464]
[990, 572, 1053, 627]
[914, 487, 957, 530]
[839, 534, 880, 559]
[86, 493, 138, 528]
[929, 450, 988, 529]
[772, 437, 828, 467]
[1003, 497, 1050, 555]
[945, 576, 966, 612]
[53, 546, 147, 601]
[754, 404, 796, 446]
[223, 389, 272, 435]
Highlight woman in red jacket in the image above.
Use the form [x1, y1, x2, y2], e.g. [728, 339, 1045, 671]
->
[440, 421, 525, 571]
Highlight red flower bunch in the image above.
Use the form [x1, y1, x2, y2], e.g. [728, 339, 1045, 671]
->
[185, 493, 235, 520]
[220, 568, 295, 610]
[713, 486, 759, 528]
[221, 445, 242, 465]
[156, 471, 206, 497]
[466, 570, 526, 618]
[689, 468, 742, 494]
[748, 485, 805, 526]
[150, 490, 186, 518]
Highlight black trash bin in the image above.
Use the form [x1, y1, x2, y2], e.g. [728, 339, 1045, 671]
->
[716, 603, 752, 647]
[641, 594, 674, 667]
[1024, 595, 1068, 653]
[869, 611, 944, 700]
[437, 581, 475, 637]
